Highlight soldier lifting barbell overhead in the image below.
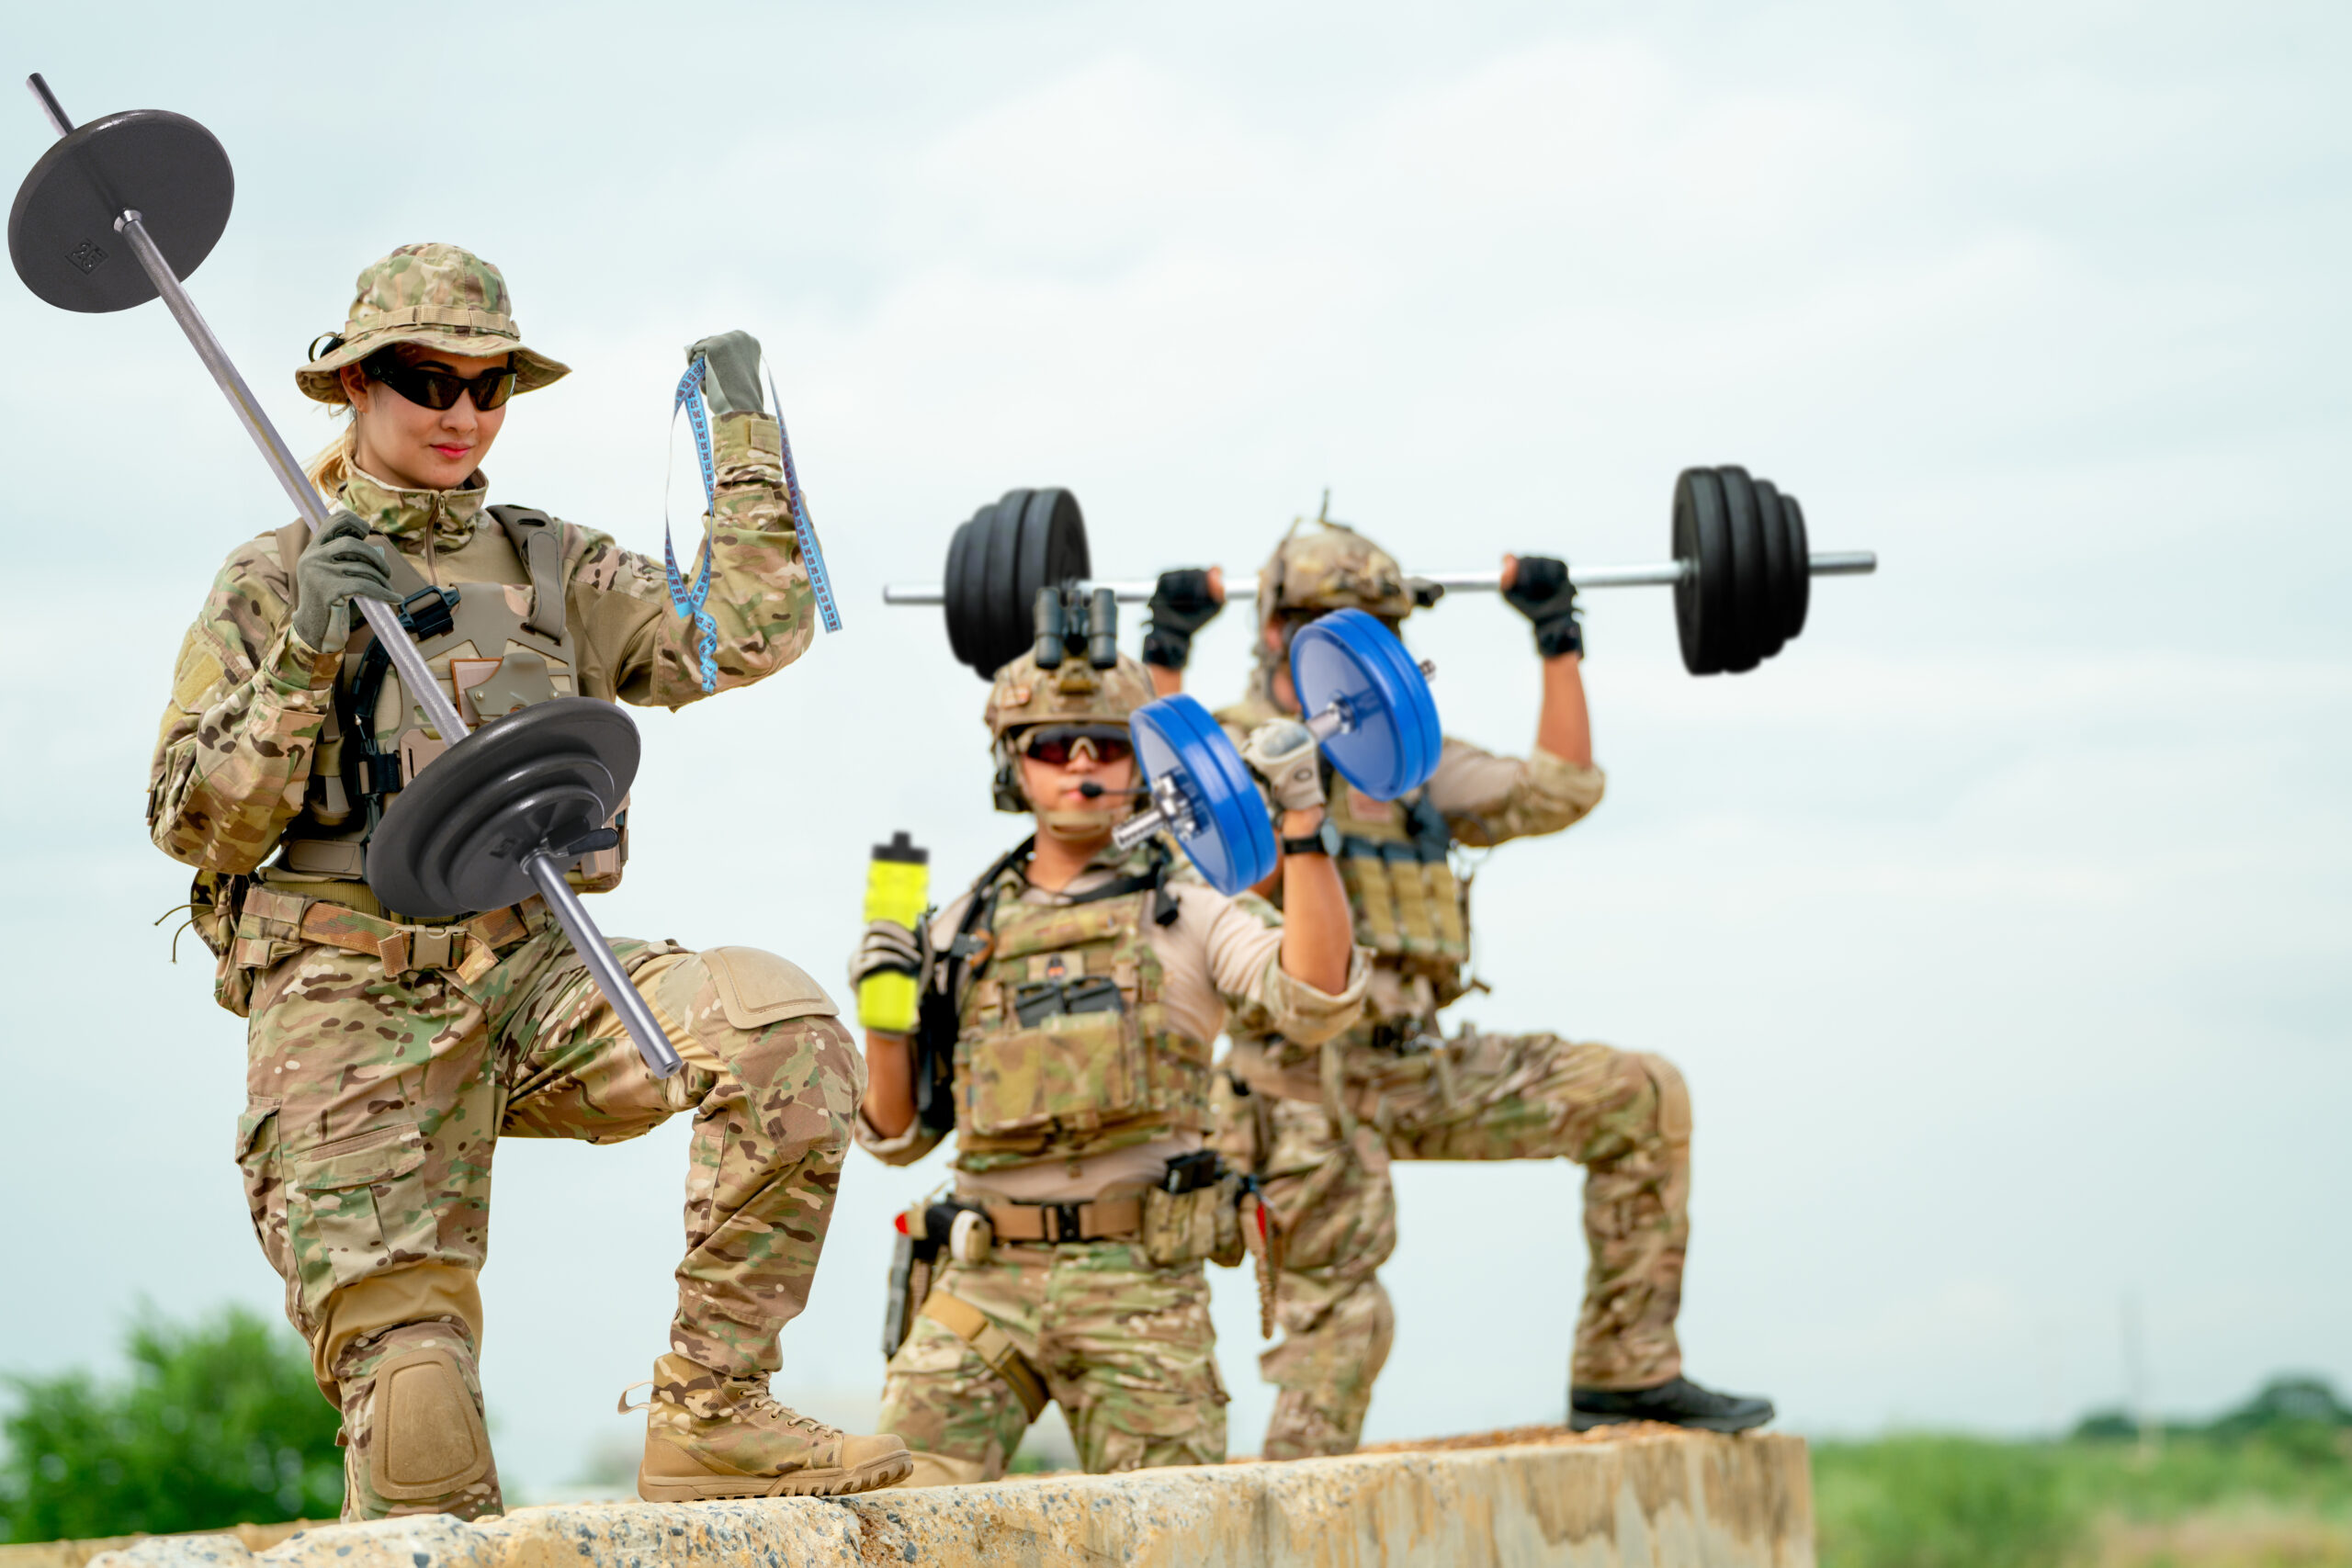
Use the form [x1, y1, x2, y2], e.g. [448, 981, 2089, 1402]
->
[1166, 513, 1778, 1454]
[11, 73, 910, 1515]
[847, 588, 1374, 1484]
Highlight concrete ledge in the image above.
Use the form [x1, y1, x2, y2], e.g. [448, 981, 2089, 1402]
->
[79, 1428, 1813, 1568]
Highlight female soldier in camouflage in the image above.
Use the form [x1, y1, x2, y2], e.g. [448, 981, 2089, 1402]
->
[850, 637, 1367, 1484]
[1144, 519, 1773, 1459]
[151, 243, 908, 1518]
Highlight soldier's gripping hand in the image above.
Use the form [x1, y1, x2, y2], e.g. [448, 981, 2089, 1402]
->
[1142, 568, 1227, 671]
[684, 331, 764, 418]
[1502, 553, 1585, 659]
[849, 918, 927, 991]
[1241, 718, 1325, 814]
[291, 509, 401, 654]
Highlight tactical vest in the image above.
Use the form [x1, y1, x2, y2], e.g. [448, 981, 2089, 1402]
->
[1328, 773, 1472, 1017]
[951, 851, 1208, 1170]
[268, 506, 626, 895]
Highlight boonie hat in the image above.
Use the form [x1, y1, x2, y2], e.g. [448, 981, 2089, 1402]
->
[297, 242, 569, 404]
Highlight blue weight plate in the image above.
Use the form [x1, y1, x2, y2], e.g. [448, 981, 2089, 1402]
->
[1289, 608, 1441, 800]
[1130, 694, 1276, 896]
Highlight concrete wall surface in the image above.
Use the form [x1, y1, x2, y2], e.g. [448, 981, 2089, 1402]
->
[75, 1428, 1813, 1568]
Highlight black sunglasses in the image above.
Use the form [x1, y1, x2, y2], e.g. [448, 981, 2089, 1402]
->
[364, 352, 518, 412]
[1021, 726, 1133, 765]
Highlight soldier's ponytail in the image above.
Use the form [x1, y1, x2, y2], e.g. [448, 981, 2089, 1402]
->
[302, 416, 357, 500]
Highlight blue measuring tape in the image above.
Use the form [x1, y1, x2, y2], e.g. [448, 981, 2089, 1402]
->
[769, 367, 842, 637]
[664, 358, 723, 693]
[664, 356, 846, 695]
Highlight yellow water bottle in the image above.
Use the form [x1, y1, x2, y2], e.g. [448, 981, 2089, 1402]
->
[859, 831, 929, 1033]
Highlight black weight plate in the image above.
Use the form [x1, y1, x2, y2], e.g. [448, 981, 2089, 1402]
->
[1714, 466, 1767, 674]
[10, 110, 233, 312]
[979, 490, 1032, 677]
[943, 506, 989, 672]
[366, 697, 639, 919]
[1781, 491, 1811, 640]
[1670, 468, 1732, 675]
[1750, 477, 1792, 660]
[1021, 488, 1089, 605]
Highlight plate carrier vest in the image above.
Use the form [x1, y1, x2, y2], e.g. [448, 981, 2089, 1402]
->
[945, 842, 1208, 1171]
[266, 506, 625, 893]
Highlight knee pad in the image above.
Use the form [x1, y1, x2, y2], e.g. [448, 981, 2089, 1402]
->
[362, 1329, 493, 1509]
[647, 947, 842, 1075]
[1631, 1053, 1692, 1146]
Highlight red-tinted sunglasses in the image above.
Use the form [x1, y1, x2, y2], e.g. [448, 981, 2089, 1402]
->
[1021, 726, 1133, 765]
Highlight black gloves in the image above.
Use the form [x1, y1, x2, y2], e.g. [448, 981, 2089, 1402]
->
[685, 331, 764, 418]
[291, 510, 400, 652]
[1503, 555, 1584, 659]
[1142, 569, 1226, 671]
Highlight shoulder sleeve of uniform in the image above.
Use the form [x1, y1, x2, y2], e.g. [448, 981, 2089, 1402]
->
[1426, 736, 1605, 847]
[556, 519, 664, 704]
[1190, 881, 1369, 1046]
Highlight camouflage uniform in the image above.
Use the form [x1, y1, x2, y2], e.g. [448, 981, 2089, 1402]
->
[1211, 521, 1693, 1460]
[857, 649, 1367, 1483]
[155, 244, 876, 1518]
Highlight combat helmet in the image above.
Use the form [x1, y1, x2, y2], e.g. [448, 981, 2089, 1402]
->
[1255, 502, 1429, 625]
[985, 586, 1156, 828]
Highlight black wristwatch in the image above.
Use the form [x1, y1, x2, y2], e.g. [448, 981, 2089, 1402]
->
[1279, 817, 1341, 859]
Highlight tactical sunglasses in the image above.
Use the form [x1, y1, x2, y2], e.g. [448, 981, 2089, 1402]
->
[1021, 726, 1133, 766]
[363, 351, 518, 412]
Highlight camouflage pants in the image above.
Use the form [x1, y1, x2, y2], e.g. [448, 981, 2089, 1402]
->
[233, 909, 860, 1519]
[1215, 1031, 1690, 1460]
[877, 1241, 1227, 1479]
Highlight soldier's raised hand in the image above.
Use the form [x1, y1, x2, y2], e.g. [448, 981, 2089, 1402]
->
[1501, 553, 1584, 659]
[1142, 568, 1227, 671]
[291, 509, 400, 653]
[684, 331, 764, 418]
[1241, 718, 1326, 814]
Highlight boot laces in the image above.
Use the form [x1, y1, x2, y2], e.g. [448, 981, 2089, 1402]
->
[729, 1383, 841, 1441]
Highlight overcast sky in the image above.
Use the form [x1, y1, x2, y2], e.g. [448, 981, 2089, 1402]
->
[2, 0, 2345, 1499]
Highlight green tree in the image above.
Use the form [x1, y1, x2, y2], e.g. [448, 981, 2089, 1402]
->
[0, 1303, 342, 1543]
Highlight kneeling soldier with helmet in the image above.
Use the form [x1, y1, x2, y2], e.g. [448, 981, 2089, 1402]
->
[1144, 515, 1774, 1458]
[852, 592, 1368, 1484]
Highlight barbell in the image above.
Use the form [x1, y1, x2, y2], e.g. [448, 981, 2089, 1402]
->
[1112, 609, 1442, 896]
[885, 474, 1877, 681]
[11, 76, 680, 1077]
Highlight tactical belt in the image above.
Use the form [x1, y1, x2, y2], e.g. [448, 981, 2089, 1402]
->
[919, 1293, 1048, 1420]
[976, 1194, 1143, 1246]
[243, 886, 543, 978]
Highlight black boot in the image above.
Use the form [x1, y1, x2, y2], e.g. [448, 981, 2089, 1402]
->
[1569, 1375, 1775, 1434]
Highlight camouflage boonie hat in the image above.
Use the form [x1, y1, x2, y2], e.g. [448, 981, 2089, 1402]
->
[1258, 518, 1416, 621]
[984, 649, 1156, 739]
[297, 243, 570, 404]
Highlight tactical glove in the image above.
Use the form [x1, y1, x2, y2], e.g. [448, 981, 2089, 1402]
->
[1241, 718, 1325, 814]
[1503, 555, 1584, 659]
[849, 918, 927, 991]
[685, 331, 764, 419]
[291, 509, 400, 653]
[1142, 569, 1226, 671]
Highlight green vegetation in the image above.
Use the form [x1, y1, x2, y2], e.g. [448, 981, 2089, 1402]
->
[1816, 1377, 2352, 1568]
[0, 1303, 341, 1543]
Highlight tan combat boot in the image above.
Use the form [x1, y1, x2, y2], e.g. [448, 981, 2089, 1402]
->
[633, 1352, 912, 1500]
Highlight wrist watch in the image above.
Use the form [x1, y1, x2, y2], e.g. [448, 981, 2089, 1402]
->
[1279, 817, 1341, 859]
